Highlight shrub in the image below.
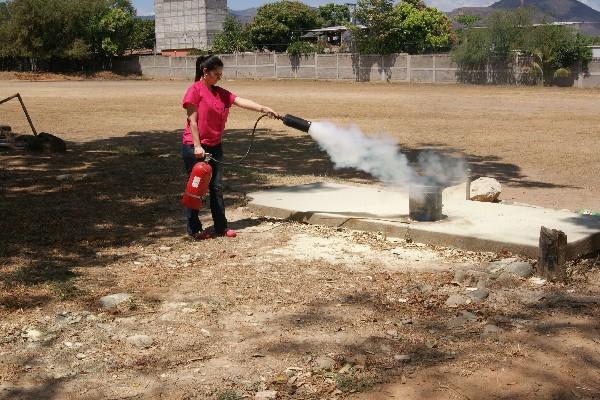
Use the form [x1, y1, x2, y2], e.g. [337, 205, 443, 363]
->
[287, 41, 321, 55]
[553, 67, 570, 79]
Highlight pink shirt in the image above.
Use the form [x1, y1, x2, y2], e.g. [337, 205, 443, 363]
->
[182, 81, 237, 146]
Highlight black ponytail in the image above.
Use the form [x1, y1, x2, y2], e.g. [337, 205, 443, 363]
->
[195, 55, 224, 82]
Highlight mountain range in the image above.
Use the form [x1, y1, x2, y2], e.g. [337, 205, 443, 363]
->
[448, 0, 600, 35]
[230, 1, 600, 36]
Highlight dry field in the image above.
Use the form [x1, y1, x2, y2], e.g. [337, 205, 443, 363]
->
[0, 78, 599, 399]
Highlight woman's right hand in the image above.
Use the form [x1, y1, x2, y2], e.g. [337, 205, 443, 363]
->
[194, 146, 205, 159]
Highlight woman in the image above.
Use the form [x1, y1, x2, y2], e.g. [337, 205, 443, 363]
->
[182, 55, 278, 240]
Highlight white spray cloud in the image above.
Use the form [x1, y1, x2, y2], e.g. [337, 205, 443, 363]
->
[308, 121, 466, 191]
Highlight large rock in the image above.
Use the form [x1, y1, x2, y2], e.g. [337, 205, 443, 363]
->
[488, 258, 533, 278]
[314, 355, 336, 371]
[445, 294, 471, 307]
[468, 288, 490, 302]
[470, 177, 501, 202]
[126, 335, 154, 348]
[255, 391, 278, 399]
[99, 293, 131, 308]
[504, 262, 533, 278]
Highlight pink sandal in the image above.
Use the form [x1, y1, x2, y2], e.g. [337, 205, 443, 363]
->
[222, 229, 237, 238]
[190, 230, 213, 241]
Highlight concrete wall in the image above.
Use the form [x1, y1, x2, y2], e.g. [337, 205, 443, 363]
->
[154, 0, 227, 52]
[119, 53, 600, 88]
[575, 59, 600, 89]
[135, 53, 460, 83]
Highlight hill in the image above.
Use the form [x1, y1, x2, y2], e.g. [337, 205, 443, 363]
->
[448, 0, 600, 35]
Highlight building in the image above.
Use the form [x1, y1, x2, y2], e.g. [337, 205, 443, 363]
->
[154, 0, 227, 55]
[592, 45, 600, 59]
[301, 25, 365, 51]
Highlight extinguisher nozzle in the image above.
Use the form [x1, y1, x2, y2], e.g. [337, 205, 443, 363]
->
[280, 114, 312, 133]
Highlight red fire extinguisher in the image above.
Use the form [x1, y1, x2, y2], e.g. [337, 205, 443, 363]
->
[182, 159, 213, 210]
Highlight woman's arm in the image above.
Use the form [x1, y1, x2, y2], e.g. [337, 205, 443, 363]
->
[233, 97, 278, 118]
[186, 105, 205, 158]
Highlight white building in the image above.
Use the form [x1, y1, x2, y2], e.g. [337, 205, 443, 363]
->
[154, 0, 227, 54]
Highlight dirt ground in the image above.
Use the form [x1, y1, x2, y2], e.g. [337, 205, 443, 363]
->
[1, 78, 599, 399]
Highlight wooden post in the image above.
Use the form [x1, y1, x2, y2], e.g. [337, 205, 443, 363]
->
[538, 226, 568, 282]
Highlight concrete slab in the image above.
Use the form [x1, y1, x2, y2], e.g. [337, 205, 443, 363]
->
[248, 183, 600, 259]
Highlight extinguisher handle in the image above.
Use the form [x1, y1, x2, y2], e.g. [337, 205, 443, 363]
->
[200, 153, 212, 162]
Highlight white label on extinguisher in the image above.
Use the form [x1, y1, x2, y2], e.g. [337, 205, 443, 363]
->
[192, 176, 201, 188]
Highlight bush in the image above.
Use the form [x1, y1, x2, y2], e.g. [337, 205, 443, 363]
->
[188, 48, 211, 56]
[286, 41, 323, 55]
[553, 67, 573, 87]
[553, 67, 570, 79]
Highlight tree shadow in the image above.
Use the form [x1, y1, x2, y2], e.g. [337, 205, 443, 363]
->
[351, 54, 390, 82]
[0, 127, 576, 311]
[254, 284, 600, 399]
[0, 380, 65, 400]
[407, 142, 579, 190]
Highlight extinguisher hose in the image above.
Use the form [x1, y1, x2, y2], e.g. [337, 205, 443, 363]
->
[207, 113, 269, 166]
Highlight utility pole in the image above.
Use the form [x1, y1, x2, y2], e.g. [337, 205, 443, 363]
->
[345, 3, 357, 25]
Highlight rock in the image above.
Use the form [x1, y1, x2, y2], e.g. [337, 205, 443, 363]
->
[314, 355, 335, 371]
[345, 354, 367, 367]
[488, 259, 533, 279]
[76, 353, 87, 359]
[126, 335, 153, 348]
[481, 324, 504, 338]
[338, 363, 352, 374]
[447, 315, 467, 328]
[529, 277, 547, 286]
[487, 258, 517, 273]
[393, 354, 411, 362]
[56, 174, 71, 181]
[470, 177, 501, 202]
[386, 329, 398, 338]
[494, 272, 522, 288]
[255, 390, 278, 399]
[159, 246, 172, 252]
[468, 288, 490, 302]
[504, 262, 533, 278]
[460, 311, 478, 321]
[445, 294, 471, 307]
[22, 328, 44, 342]
[200, 329, 210, 337]
[99, 293, 131, 309]
[452, 270, 468, 285]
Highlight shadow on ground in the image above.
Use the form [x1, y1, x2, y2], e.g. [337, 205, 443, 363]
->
[0, 127, 568, 311]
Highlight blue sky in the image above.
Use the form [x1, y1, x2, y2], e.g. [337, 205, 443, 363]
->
[133, 0, 600, 16]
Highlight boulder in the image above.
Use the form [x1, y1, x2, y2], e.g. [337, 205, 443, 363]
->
[470, 177, 501, 202]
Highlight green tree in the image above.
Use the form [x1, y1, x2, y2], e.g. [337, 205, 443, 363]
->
[317, 3, 350, 27]
[0, 0, 103, 60]
[452, 8, 533, 66]
[395, 1, 453, 54]
[249, 0, 322, 51]
[212, 16, 252, 53]
[451, 9, 593, 85]
[351, 0, 397, 54]
[455, 15, 481, 29]
[0, 2, 10, 56]
[90, 5, 135, 56]
[131, 18, 155, 50]
[351, 0, 452, 54]
[525, 24, 592, 84]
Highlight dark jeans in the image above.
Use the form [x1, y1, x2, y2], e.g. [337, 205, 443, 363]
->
[182, 143, 227, 235]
